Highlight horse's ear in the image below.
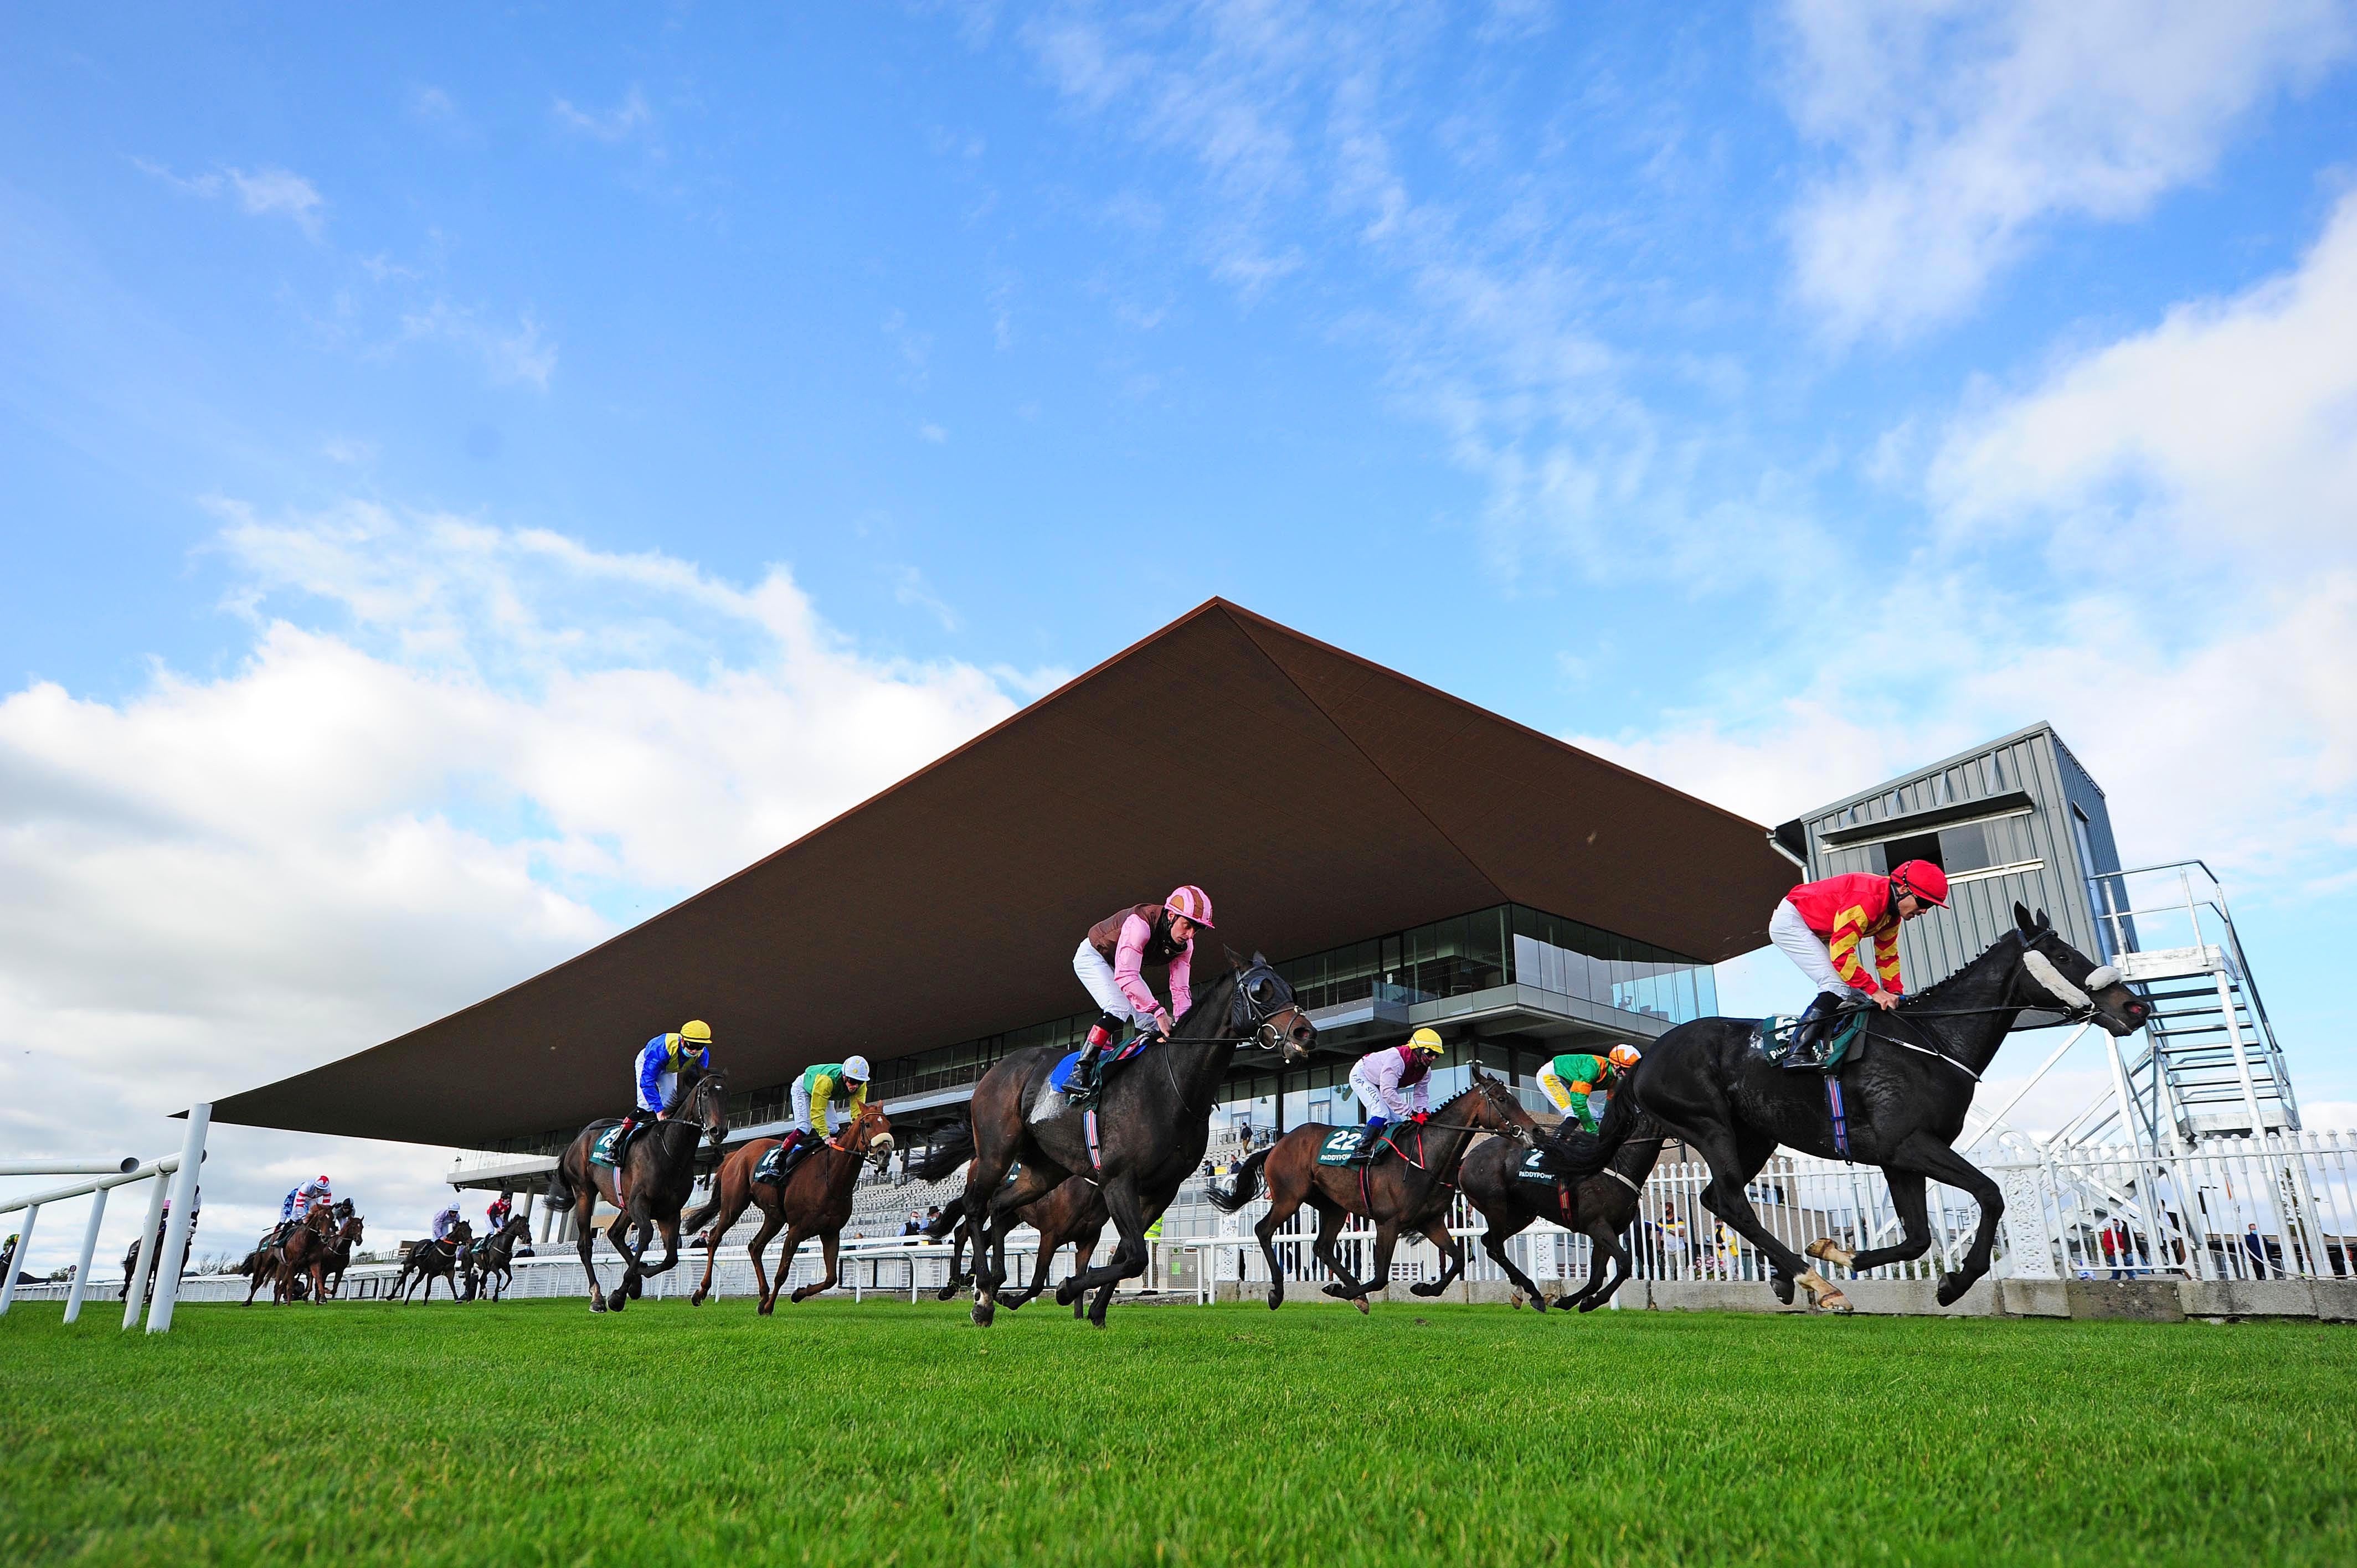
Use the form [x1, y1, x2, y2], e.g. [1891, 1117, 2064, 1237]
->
[2035, 907, 2052, 932]
[1252, 950, 1269, 968]
[2014, 901, 2036, 935]
[1224, 944, 1247, 971]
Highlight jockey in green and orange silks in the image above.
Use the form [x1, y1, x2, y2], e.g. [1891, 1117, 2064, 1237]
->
[1538, 1045, 1641, 1133]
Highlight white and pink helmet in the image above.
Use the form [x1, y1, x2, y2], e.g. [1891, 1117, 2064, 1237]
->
[1165, 885, 1215, 929]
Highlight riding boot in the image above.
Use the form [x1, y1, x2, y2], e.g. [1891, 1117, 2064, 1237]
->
[1790, 991, 1843, 1066]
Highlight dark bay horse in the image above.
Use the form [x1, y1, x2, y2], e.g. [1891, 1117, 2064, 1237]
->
[1461, 1115, 1667, 1312]
[392, 1221, 472, 1302]
[1209, 1069, 1534, 1312]
[313, 1208, 364, 1301]
[916, 1145, 1108, 1318]
[461, 1213, 532, 1302]
[241, 1206, 336, 1305]
[548, 1067, 730, 1313]
[962, 952, 1315, 1327]
[1546, 904, 2148, 1311]
[683, 1102, 895, 1312]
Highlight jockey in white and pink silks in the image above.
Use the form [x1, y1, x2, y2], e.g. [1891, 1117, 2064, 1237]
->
[1071, 886, 1214, 1076]
[1348, 1029, 1447, 1137]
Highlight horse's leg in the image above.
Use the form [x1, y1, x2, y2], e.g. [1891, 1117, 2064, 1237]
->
[1352, 1221, 1403, 1314]
[640, 1215, 682, 1280]
[1249, 1144, 1313, 1312]
[1310, 1196, 1366, 1302]
[1408, 1220, 1463, 1298]
[935, 1216, 971, 1302]
[1005, 1217, 1064, 1309]
[1887, 1135, 2005, 1306]
[1066, 1232, 1100, 1319]
[1691, 1127, 1827, 1310]
[790, 1229, 840, 1304]
[764, 1224, 810, 1316]
[603, 1208, 640, 1311]
[1830, 1169, 1931, 1275]
[570, 1175, 606, 1313]
[1068, 1174, 1151, 1328]
[1568, 1212, 1634, 1312]
[743, 1200, 786, 1312]
[1479, 1208, 1550, 1311]
[692, 1190, 748, 1307]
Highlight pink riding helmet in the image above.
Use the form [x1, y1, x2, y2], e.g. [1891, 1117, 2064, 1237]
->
[1165, 885, 1215, 929]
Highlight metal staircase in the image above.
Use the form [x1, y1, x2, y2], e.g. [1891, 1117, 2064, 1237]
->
[2075, 862, 2298, 1144]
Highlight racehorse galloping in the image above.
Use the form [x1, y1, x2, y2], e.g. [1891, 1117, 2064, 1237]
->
[963, 952, 1315, 1328]
[915, 1140, 1108, 1318]
[461, 1212, 532, 1302]
[682, 1102, 894, 1312]
[242, 1206, 336, 1305]
[1460, 1114, 1668, 1312]
[1546, 904, 2148, 1311]
[392, 1220, 472, 1302]
[549, 1067, 729, 1313]
[1210, 1069, 1534, 1313]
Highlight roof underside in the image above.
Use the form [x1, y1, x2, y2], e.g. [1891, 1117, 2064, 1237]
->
[212, 600, 1793, 1146]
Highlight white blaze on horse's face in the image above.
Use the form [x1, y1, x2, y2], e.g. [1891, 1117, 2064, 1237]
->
[2021, 948, 2092, 1012]
[2085, 965, 2121, 992]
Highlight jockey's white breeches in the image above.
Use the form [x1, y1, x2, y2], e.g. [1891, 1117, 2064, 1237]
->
[1348, 1064, 1405, 1123]
[790, 1081, 846, 1137]
[1073, 939, 1159, 1029]
[1769, 899, 1849, 1000]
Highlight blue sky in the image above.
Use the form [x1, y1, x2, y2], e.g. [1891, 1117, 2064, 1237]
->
[5, 3, 2356, 1265]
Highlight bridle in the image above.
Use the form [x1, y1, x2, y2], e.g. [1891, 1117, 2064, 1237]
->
[1229, 961, 1312, 1055]
[1854, 931, 2130, 1080]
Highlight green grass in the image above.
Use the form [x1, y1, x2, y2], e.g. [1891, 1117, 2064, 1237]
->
[1, 1297, 2352, 1566]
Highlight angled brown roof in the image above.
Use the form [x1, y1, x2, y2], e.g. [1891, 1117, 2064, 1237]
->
[212, 599, 1792, 1145]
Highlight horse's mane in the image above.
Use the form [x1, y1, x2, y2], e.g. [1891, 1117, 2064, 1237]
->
[1897, 927, 2026, 1009]
[1169, 962, 1245, 1035]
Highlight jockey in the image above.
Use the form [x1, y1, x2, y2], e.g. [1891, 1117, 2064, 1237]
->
[430, 1202, 462, 1248]
[281, 1174, 332, 1224]
[614, 1020, 714, 1149]
[1072, 886, 1213, 1079]
[785, 1057, 872, 1159]
[1538, 1045, 1641, 1133]
[485, 1188, 514, 1234]
[1772, 861, 1949, 1050]
[1349, 1028, 1447, 1141]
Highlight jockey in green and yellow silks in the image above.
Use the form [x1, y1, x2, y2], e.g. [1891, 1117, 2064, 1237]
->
[790, 1058, 871, 1146]
[1537, 1045, 1641, 1132]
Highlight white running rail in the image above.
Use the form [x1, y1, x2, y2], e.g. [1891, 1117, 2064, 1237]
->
[0, 1103, 212, 1332]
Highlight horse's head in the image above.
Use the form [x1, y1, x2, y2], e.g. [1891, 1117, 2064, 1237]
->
[683, 1069, 730, 1150]
[341, 1214, 366, 1243]
[303, 1206, 336, 1236]
[845, 1103, 897, 1172]
[450, 1220, 474, 1246]
[2009, 902, 2149, 1038]
[1228, 949, 1316, 1065]
[1466, 1065, 1540, 1142]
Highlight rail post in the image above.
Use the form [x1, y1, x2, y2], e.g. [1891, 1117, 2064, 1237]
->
[122, 1174, 169, 1328]
[63, 1184, 111, 1323]
[0, 1203, 40, 1316]
[145, 1103, 211, 1334]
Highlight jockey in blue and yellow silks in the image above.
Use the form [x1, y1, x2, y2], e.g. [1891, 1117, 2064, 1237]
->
[614, 1020, 713, 1149]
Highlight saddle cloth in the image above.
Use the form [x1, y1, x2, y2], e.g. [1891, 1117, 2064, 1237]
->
[590, 1122, 628, 1167]
[1046, 1030, 1161, 1096]
[1753, 1010, 1868, 1072]
[1514, 1148, 1562, 1189]
[1315, 1125, 1413, 1167]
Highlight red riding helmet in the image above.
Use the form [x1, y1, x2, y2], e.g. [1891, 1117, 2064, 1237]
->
[1890, 860, 1949, 907]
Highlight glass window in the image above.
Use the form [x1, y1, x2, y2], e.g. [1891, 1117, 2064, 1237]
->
[1938, 820, 1992, 873]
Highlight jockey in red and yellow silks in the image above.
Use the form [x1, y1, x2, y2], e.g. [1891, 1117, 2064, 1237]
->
[1771, 862, 1948, 1041]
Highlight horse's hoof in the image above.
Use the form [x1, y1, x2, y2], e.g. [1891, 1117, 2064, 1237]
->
[1409, 1282, 1443, 1297]
[1769, 1275, 1797, 1306]
[1936, 1273, 1970, 1307]
[756, 1297, 775, 1317]
[1321, 1283, 1354, 1300]
[1054, 1282, 1079, 1307]
[1266, 1291, 1282, 1312]
[690, 1289, 706, 1307]
[606, 1289, 629, 1312]
[628, 1277, 643, 1299]
[971, 1302, 995, 1328]
[590, 1296, 607, 1313]
[1806, 1237, 1857, 1272]
[1352, 1297, 1371, 1316]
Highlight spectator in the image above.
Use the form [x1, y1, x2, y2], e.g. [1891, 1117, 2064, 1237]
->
[925, 1205, 941, 1229]
[900, 1211, 922, 1237]
[2246, 1224, 2272, 1278]
[2099, 1220, 2123, 1280]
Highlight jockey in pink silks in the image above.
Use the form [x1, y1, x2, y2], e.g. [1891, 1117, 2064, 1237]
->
[1071, 885, 1214, 1077]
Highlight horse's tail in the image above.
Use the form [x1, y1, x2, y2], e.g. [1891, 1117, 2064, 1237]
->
[910, 1121, 975, 1182]
[680, 1182, 725, 1239]
[1207, 1146, 1272, 1213]
[1541, 1085, 1640, 1179]
[545, 1157, 574, 1218]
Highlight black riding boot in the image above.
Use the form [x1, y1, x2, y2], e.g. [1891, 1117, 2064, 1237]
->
[1790, 991, 1844, 1065]
[1068, 1013, 1121, 1108]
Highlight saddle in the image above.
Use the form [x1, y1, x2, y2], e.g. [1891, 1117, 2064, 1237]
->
[590, 1120, 647, 1168]
[1047, 1030, 1162, 1109]
[1755, 1007, 1869, 1072]
[1315, 1123, 1419, 1168]
[754, 1133, 826, 1186]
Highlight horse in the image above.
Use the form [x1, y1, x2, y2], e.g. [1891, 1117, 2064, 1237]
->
[682, 1102, 895, 1312]
[914, 1145, 1108, 1318]
[130, 1208, 200, 1305]
[547, 1067, 730, 1313]
[1208, 1068, 1535, 1312]
[392, 1221, 473, 1302]
[460, 1212, 533, 1302]
[314, 1203, 363, 1300]
[1460, 1113, 1668, 1312]
[240, 1205, 336, 1305]
[961, 951, 1316, 1328]
[1545, 903, 2149, 1311]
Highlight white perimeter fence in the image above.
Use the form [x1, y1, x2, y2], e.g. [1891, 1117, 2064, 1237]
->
[0, 1102, 213, 1332]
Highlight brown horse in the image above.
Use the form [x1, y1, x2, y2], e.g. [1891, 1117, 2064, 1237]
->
[128, 1207, 199, 1306]
[547, 1067, 730, 1313]
[461, 1212, 533, 1302]
[1461, 1114, 1667, 1312]
[683, 1102, 896, 1312]
[242, 1206, 337, 1305]
[392, 1221, 472, 1302]
[1209, 1068, 1535, 1312]
[926, 1169, 1108, 1318]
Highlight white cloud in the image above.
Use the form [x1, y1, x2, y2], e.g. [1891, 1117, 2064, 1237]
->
[408, 84, 457, 123]
[133, 159, 327, 240]
[1582, 188, 2357, 903]
[399, 301, 558, 390]
[1780, 0, 2356, 340]
[552, 86, 653, 143]
[0, 507, 1031, 1273]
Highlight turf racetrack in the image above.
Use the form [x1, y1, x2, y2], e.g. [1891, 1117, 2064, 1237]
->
[3, 1298, 2352, 1565]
